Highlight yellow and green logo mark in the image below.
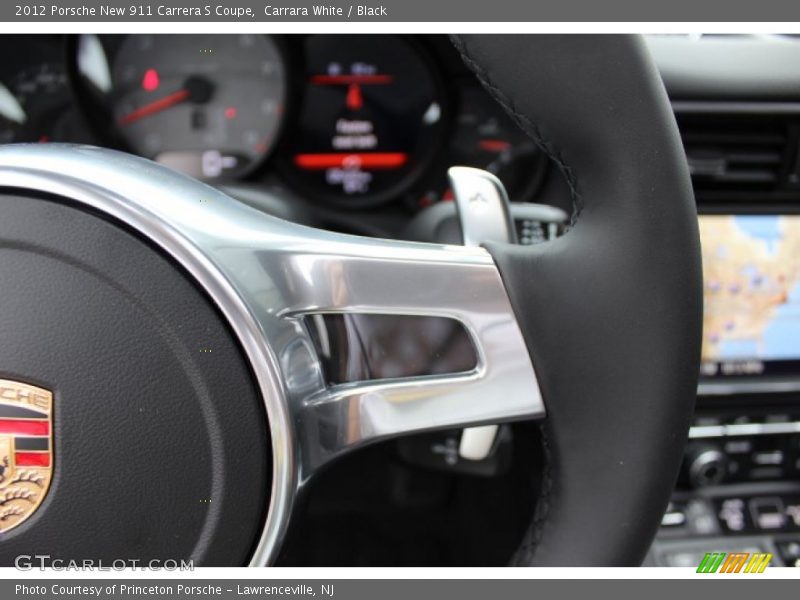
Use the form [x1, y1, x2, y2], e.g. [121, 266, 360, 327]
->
[697, 552, 773, 573]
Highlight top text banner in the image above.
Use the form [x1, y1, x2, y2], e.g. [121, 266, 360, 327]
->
[3, 0, 800, 22]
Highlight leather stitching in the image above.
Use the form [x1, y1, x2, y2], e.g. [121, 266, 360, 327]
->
[511, 422, 553, 565]
[449, 34, 583, 227]
[450, 34, 565, 565]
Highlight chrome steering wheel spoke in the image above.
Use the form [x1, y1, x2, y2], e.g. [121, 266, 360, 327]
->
[0, 144, 544, 565]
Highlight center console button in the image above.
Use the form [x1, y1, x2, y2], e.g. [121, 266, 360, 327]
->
[752, 450, 784, 466]
[724, 439, 752, 454]
[749, 497, 786, 530]
[661, 501, 687, 528]
[686, 500, 719, 535]
[687, 444, 728, 488]
[749, 466, 783, 480]
[786, 498, 800, 528]
[718, 498, 749, 533]
[765, 413, 791, 423]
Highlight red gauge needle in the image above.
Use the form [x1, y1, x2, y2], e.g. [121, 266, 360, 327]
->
[118, 88, 190, 126]
[118, 76, 214, 127]
[294, 153, 408, 170]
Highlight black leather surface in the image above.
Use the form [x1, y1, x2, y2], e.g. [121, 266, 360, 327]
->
[452, 35, 703, 565]
[0, 193, 269, 565]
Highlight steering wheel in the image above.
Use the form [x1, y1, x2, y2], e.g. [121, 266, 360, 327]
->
[0, 34, 701, 566]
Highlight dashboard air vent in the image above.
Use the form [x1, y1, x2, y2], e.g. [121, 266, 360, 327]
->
[675, 111, 795, 197]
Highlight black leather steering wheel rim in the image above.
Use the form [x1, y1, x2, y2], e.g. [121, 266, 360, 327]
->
[451, 34, 703, 565]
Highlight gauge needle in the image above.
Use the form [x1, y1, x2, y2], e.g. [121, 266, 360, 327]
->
[118, 89, 190, 126]
[118, 76, 213, 126]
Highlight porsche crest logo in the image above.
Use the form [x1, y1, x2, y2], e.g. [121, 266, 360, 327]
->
[0, 379, 53, 533]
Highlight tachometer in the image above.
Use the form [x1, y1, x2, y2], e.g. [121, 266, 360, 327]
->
[77, 34, 287, 180]
[280, 35, 445, 206]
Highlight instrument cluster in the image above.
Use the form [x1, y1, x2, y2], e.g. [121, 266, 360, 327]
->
[0, 34, 548, 211]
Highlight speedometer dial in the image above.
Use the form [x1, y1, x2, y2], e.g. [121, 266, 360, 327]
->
[280, 35, 445, 206]
[80, 34, 287, 181]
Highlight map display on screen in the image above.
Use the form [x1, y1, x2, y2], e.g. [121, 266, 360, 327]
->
[700, 214, 800, 376]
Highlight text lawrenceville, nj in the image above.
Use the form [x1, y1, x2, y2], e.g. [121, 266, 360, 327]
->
[37, 4, 388, 18]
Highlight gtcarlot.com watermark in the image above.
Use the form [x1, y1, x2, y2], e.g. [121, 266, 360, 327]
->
[14, 555, 194, 571]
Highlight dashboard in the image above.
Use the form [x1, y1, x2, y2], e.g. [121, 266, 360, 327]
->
[0, 34, 550, 229]
[644, 35, 800, 568]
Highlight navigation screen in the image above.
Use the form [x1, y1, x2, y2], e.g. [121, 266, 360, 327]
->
[700, 214, 800, 377]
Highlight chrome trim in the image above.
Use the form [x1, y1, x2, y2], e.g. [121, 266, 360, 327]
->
[448, 166, 517, 462]
[689, 421, 800, 439]
[672, 101, 800, 115]
[689, 425, 727, 439]
[0, 144, 543, 564]
[699, 379, 800, 395]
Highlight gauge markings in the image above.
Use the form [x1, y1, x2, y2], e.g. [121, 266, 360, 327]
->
[93, 34, 287, 181]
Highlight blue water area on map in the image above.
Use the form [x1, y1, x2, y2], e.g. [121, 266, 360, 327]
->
[718, 339, 760, 359]
[734, 215, 782, 255]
